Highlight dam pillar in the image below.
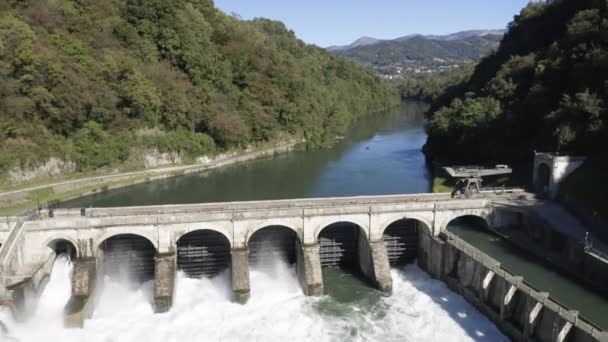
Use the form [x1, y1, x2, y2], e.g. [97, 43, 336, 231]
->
[153, 252, 176, 313]
[357, 231, 392, 293]
[418, 231, 445, 279]
[296, 241, 323, 296]
[500, 276, 522, 322]
[64, 257, 96, 328]
[9, 279, 36, 319]
[522, 292, 548, 340]
[0, 283, 15, 317]
[231, 248, 250, 304]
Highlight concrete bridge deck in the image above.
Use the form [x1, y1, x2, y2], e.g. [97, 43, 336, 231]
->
[44, 190, 516, 217]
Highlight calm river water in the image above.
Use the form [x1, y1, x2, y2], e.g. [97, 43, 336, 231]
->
[62, 101, 431, 207]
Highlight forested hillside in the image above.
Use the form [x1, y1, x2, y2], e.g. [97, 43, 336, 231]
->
[425, 0, 608, 164]
[0, 0, 397, 179]
[337, 35, 502, 68]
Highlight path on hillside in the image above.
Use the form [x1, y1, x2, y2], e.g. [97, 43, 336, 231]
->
[0, 141, 300, 200]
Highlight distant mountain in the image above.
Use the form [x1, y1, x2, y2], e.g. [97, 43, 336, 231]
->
[422, 29, 507, 41]
[338, 35, 503, 66]
[327, 36, 384, 51]
[327, 30, 505, 75]
[327, 29, 506, 51]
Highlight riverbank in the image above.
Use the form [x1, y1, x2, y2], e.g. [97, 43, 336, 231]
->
[0, 140, 303, 216]
[57, 102, 432, 209]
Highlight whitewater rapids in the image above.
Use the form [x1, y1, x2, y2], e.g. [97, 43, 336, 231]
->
[0, 256, 507, 341]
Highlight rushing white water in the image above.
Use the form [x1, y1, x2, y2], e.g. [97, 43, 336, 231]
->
[0, 257, 507, 342]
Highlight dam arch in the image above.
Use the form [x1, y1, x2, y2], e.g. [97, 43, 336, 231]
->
[381, 218, 429, 267]
[176, 229, 232, 278]
[317, 221, 364, 269]
[247, 225, 299, 268]
[446, 215, 490, 232]
[46, 237, 78, 260]
[98, 233, 157, 283]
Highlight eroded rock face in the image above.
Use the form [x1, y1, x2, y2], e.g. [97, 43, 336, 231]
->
[143, 149, 182, 168]
[8, 158, 76, 183]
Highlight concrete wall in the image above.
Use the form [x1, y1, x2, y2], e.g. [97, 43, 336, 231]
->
[492, 207, 608, 297]
[434, 232, 606, 342]
[65, 258, 96, 328]
[533, 153, 586, 199]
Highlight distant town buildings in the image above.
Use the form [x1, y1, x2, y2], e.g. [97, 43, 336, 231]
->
[374, 61, 467, 80]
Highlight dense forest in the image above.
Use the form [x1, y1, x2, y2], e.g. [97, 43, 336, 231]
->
[0, 0, 397, 177]
[424, 0, 608, 164]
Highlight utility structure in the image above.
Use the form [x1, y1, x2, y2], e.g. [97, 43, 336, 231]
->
[443, 165, 512, 198]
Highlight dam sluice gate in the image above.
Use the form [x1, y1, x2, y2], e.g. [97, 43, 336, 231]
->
[1, 195, 605, 342]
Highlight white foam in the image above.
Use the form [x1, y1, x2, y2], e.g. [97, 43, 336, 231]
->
[0, 258, 507, 342]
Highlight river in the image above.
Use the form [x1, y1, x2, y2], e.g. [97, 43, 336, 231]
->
[61, 101, 431, 208]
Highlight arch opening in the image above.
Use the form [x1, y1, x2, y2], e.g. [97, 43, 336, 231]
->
[382, 219, 424, 267]
[317, 222, 363, 270]
[99, 234, 156, 283]
[176, 230, 231, 278]
[47, 238, 77, 260]
[536, 163, 551, 195]
[248, 226, 298, 269]
[446, 215, 490, 233]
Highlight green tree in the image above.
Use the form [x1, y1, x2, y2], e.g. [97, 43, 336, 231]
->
[550, 90, 605, 151]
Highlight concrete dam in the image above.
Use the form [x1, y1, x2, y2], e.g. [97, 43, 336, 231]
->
[0, 191, 606, 342]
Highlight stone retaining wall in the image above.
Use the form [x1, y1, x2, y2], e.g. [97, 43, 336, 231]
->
[0, 140, 302, 210]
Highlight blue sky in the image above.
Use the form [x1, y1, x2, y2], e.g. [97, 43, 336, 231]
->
[214, 0, 533, 47]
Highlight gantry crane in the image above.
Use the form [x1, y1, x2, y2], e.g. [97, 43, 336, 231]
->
[443, 165, 512, 198]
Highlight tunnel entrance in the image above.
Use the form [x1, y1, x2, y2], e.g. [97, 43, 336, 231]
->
[536, 163, 551, 195]
[99, 234, 156, 283]
[382, 219, 420, 267]
[176, 230, 231, 278]
[447, 215, 490, 232]
[248, 226, 297, 268]
[47, 239, 77, 260]
[318, 222, 361, 269]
